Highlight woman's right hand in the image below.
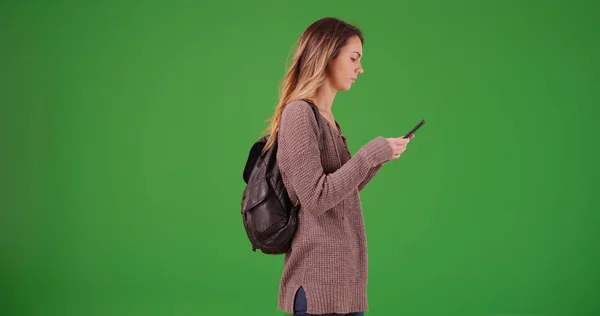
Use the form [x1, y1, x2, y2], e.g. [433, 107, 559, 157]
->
[386, 134, 415, 160]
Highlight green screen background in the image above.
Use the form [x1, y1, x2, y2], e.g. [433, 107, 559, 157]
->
[1, 1, 598, 315]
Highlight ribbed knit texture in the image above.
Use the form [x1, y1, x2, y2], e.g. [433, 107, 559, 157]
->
[276, 100, 393, 314]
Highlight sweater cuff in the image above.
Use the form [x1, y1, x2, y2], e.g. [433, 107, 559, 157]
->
[358, 136, 393, 167]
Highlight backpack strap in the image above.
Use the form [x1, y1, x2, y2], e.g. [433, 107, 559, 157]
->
[301, 99, 324, 151]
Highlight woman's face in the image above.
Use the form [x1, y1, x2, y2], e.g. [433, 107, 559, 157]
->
[327, 35, 364, 91]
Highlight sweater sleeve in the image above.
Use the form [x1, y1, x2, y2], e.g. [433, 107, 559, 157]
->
[358, 164, 384, 192]
[277, 101, 392, 216]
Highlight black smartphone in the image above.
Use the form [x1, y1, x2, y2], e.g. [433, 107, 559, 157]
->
[403, 119, 426, 138]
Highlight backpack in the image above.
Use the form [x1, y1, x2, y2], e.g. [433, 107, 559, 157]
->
[241, 100, 323, 254]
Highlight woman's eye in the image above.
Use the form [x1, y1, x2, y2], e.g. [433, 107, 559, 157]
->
[351, 58, 357, 62]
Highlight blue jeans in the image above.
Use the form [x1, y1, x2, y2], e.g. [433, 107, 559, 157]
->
[293, 287, 365, 316]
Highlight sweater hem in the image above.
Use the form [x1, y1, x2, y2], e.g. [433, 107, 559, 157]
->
[278, 280, 368, 314]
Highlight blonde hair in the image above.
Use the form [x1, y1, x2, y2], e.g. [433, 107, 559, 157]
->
[261, 17, 364, 154]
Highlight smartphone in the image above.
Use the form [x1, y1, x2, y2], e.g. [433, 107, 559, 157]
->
[403, 119, 426, 138]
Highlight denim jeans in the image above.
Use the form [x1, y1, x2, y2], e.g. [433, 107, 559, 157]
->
[293, 287, 365, 316]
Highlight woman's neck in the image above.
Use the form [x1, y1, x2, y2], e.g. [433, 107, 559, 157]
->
[309, 82, 337, 114]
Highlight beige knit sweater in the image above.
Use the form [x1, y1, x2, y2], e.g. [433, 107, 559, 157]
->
[276, 100, 393, 314]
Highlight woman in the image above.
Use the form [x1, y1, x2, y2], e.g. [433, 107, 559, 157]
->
[262, 17, 414, 316]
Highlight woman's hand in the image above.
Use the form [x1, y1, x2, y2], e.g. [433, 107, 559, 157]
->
[386, 134, 415, 160]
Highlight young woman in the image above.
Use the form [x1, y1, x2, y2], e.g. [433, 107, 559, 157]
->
[262, 17, 414, 316]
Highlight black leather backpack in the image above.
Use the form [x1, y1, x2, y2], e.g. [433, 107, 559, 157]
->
[241, 100, 323, 254]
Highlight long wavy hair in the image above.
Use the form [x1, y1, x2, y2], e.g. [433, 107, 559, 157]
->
[261, 17, 364, 154]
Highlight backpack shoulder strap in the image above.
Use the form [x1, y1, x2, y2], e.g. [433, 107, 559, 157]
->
[301, 99, 324, 151]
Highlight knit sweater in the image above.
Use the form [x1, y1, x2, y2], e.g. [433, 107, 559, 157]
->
[276, 100, 393, 314]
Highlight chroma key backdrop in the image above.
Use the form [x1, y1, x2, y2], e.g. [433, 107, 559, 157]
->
[1, 1, 598, 315]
